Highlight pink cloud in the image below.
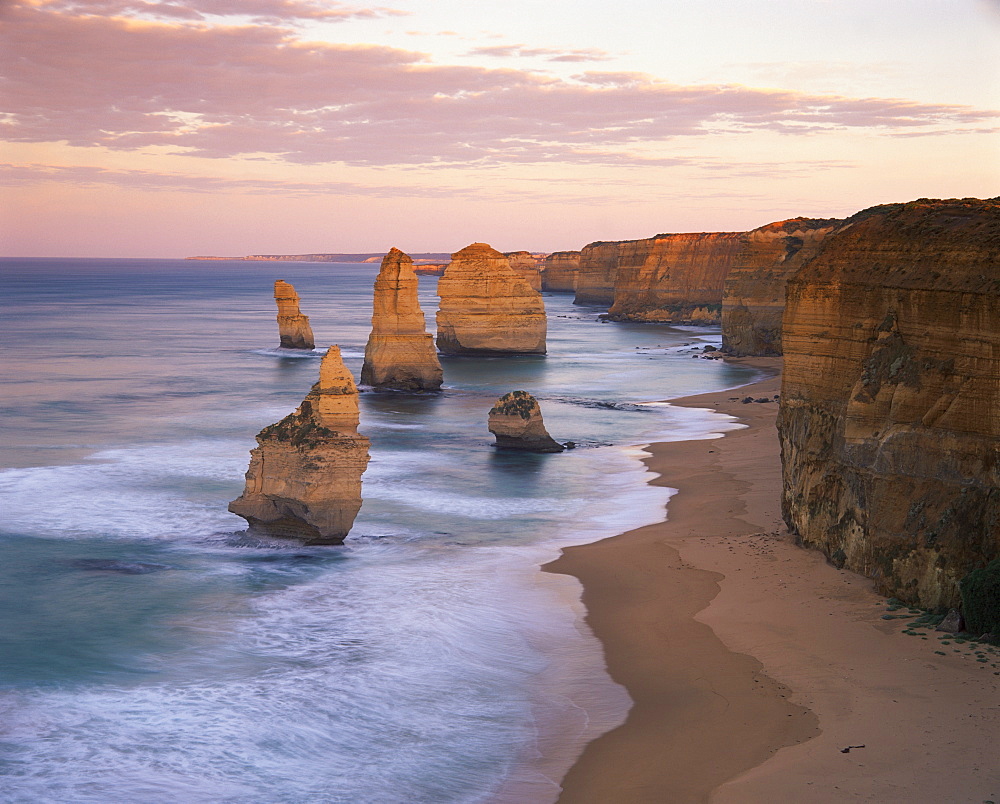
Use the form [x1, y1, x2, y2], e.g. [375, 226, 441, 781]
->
[27, 0, 407, 23]
[2, 1, 997, 169]
[465, 44, 612, 62]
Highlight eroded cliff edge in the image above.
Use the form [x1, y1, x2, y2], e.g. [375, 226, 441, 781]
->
[721, 218, 843, 356]
[229, 346, 370, 544]
[777, 198, 1000, 608]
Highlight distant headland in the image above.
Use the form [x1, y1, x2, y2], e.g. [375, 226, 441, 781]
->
[186, 252, 451, 263]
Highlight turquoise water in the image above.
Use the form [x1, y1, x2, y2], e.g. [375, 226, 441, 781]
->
[0, 258, 756, 803]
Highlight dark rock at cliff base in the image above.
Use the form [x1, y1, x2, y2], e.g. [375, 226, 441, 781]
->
[935, 608, 964, 633]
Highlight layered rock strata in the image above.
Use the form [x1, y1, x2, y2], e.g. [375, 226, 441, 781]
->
[607, 232, 747, 323]
[721, 218, 843, 355]
[436, 243, 547, 354]
[488, 391, 564, 452]
[777, 198, 1000, 609]
[274, 280, 315, 349]
[361, 248, 443, 391]
[542, 251, 581, 292]
[574, 241, 621, 305]
[504, 251, 544, 292]
[229, 346, 370, 543]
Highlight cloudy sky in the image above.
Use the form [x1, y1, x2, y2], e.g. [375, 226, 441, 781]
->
[3, 0, 999, 257]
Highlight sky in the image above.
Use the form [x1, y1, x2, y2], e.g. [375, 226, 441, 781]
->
[2, 0, 999, 257]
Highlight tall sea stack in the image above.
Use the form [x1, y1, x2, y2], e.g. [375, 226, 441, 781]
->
[436, 243, 547, 355]
[777, 198, 1000, 608]
[274, 280, 315, 349]
[229, 346, 370, 544]
[361, 248, 443, 391]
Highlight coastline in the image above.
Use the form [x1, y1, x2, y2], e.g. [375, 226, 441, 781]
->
[545, 356, 1000, 803]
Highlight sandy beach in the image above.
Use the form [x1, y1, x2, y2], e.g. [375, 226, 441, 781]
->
[546, 357, 1000, 803]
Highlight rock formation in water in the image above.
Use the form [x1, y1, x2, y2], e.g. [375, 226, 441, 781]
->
[607, 232, 748, 323]
[574, 241, 621, 305]
[488, 391, 564, 452]
[542, 251, 581, 292]
[436, 243, 547, 355]
[777, 198, 1000, 609]
[504, 251, 544, 292]
[274, 280, 316, 349]
[721, 218, 843, 356]
[361, 248, 443, 391]
[229, 346, 370, 543]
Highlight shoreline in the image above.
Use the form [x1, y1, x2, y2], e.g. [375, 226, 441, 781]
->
[544, 356, 1000, 803]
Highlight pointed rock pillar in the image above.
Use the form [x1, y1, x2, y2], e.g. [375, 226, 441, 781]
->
[361, 248, 443, 391]
[229, 346, 370, 543]
[436, 243, 547, 355]
[274, 279, 315, 349]
[488, 391, 564, 452]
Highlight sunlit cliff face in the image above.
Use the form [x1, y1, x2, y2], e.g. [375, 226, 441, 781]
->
[2, 0, 999, 256]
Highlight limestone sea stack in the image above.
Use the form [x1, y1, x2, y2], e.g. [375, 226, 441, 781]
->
[504, 251, 544, 292]
[229, 346, 371, 544]
[274, 280, 315, 349]
[542, 251, 581, 292]
[436, 243, 547, 355]
[488, 391, 564, 452]
[721, 217, 843, 356]
[361, 248, 443, 391]
[778, 198, 1000, 608]
[574, 241, 621, 305]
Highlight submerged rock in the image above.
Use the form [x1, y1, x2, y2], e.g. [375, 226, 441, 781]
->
[361, 248, 443, 391]
[488, 391, 564, 452]
[436, 243, 547, 355]
[229, 346, 370, 544]
[274, 280, 315, 349]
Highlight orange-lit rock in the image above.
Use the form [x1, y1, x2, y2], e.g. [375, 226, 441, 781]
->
[721, 218, 843, 356]
[778, 198, 1000, 608]
[574, 241, 621, 306]
[361, 248, 443, 391]
[436, 243, 547, 355]
[608, 232, 747, 323]
[274, 279, 315, 349]
[543, 251, 581, 292]
[504, 251, 544, 292]
[229, 346, 370, 544]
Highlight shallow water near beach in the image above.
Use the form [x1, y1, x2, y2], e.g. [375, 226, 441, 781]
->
[0, 258, 755, 803]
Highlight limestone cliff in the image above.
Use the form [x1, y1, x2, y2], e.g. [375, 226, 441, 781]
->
[721, 218, 843, 355]
[488, 391, 564, 452]
[778, 198, 1000, 609]
[504, 251, 544, 292]
[229, 346, 370, 543]
[436, 243, 547, 355]
[607, 232, 747, 323]
[361, 248, 443, 392]
[274, 280, 316, 349]
[574, 241, 621, 306]
[542, 251, 580, 292]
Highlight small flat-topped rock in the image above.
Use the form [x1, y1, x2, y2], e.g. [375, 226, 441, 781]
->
[488, 391, 564, 453]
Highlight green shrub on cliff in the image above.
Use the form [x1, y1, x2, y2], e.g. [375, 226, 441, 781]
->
[960, 558, 1000, 635]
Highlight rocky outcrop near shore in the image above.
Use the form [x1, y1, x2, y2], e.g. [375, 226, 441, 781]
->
[274, 280, 315, 350]
[607, 232, 747, 323]
[361, 248, 443, 391]
[504, 251, 544, 292]
[488, 391, 564, 452]
[777, 198, 1000, 609]
[542, 251, 580, 292]
[436, 243, 547, 355]
[721, 218, 843, 355]
[229, 346, 370, 543]
[574, 241, 621, 305]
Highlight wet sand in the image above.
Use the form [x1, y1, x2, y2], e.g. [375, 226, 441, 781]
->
[546, 356, 1000, 803]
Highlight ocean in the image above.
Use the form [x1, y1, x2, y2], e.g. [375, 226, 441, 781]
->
[0, 258, 757, 803]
